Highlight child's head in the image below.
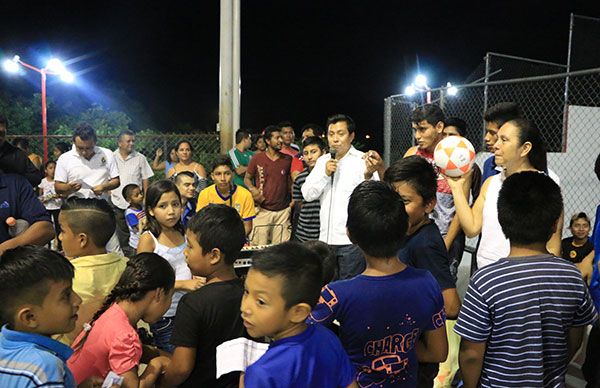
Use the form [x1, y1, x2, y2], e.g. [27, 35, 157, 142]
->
[44, 160, 56, 178]
[302, 136, 326, 169]
[122, 183, 144, 207]
[174, 171, 197, 200]
[568, 212, 591, 241]
[91, 253, 175, 326]
[144, 180, 183, 236]
[59, 198, 115, 257]
[184, 204, 246, 276]
[498, 171, 563, 247]
[410, 104, 445, 151]
[211, 157, 233, 191]
[241, 242, 322, 341]
[384, 155, 437, 235]
[0, 245, 81, 335]
[443, 117, 467, 137]
[303, 240, 336, 286]
[347, 180, 409, 258]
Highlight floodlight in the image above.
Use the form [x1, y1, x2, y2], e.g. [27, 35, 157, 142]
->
[60, 71, 75, 83]
[404, 85, 416, 96]
[46, 58, 66, 74]
[3, 59, 19, 74]
[447, 82, 458, 96]
[414, 74, 427, 88]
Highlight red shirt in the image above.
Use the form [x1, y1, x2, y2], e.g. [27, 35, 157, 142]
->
[247, 152, 292, 211]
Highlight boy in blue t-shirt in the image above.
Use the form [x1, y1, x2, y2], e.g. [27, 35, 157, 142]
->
[308, 180, 448, 387]
[241, 241, 356, 388]
[122, 183, 146, 251]
[455, 172, 598, 388]
[0, 245, 82, 387]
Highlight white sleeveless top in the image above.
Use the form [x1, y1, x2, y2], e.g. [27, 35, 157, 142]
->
[144, 231, 191, 317]
[477, 169, 561, 269]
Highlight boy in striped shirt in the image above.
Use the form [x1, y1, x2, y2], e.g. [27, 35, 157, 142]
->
[455, 171, 598, 387]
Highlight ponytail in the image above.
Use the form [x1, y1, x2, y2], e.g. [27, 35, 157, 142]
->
[509, 118, 548, 172]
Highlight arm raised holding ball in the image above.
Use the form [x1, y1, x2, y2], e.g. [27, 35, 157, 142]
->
[445, 171, 492, 238]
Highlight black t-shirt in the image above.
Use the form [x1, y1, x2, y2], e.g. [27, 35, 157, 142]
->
[0, 142, 43, 187]
[170, 278, 245, 388]
[561, 237, 594, 264]
[398, 221, 456, 290]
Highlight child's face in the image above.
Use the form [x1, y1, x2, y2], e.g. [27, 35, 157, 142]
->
[570, 218, 590, 240]
[149, 191, 182, 228]
[58, 213, 83, 258]
[211, 165, 233, 191]
[45, 163, 56, 178]
[241, 269, 295, 341]
[302, 144, 323, 169]
[129, 187, 144, 206]
[29, 280, 81, 335]
[442, 126, 460, 138]
[412, 120, 443, 152]
[392, 181, 434, 235]
[256, 137, 266, 151]
[143, 288, 175, 324]
[184, 230, 215, 276]
[175, 176, 196, 200]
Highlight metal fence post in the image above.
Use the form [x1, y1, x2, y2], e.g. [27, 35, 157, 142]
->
[383, 97, 391, 166]
[482, 52, 491, 144]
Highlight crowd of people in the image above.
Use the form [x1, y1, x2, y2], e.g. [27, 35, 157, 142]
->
[0, 104, 598, 388]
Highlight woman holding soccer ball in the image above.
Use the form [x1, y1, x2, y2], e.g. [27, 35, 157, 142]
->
[445, 118, 562, 270]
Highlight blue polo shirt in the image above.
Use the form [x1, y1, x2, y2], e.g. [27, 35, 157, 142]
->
[0, 325, 76, 387]
[481, 155, 500, 183]
[181, 197, 197, 228]
[0, 174, 51, 244]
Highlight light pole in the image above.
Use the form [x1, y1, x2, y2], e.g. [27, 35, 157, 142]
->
[2, 55, 74, 162]
[404, 75, 459, 107]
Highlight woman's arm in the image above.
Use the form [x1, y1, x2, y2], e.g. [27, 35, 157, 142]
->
[446, 172, 490, 238]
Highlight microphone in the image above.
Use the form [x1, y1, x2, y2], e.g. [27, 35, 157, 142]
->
[329, 149, 337, 181]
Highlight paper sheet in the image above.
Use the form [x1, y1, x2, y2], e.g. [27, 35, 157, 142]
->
[215, 337, 269, 378]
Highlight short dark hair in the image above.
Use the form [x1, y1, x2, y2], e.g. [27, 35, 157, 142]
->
[384, 155, 437, 204]
[302, 136, 326, 151]
[410, 104, 445, 126]
[117, 130, 135, 142]
[483, 102, 523, 127]
[73, 123, 97, 143]
[264, 125, 279, 142]
[0, 245, 74, 327]
[13, 137, 29, 149]
[235, 129, 251, 144]
[61, 198, 116, 247]
[122, 183, 140, 201]
[251, 242, 323, 308]
[277, 121, 293, 130]
[347, 181, 408, 257]
[44, 160, 56, 169]
[211, 156, 233, 172]
[595, 152, 600, 182]
[326, 114, 355, 134]
[187, 205, 246, 265]
[444, 117, 467, 136]
[301, 123, 323, 138]
[303, 240, 336, 286]
[498, 171, 563, 246]
[54, 141, 70, 154]
[174, 170, 195, 185]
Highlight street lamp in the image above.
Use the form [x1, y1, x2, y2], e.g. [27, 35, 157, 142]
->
[405, 74, 432, 103]
[2, 55, 75, 162]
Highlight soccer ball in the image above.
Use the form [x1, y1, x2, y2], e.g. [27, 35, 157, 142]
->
[434, 136, 476, 177]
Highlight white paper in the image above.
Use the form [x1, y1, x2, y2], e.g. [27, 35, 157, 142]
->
[216, 337, 269, 378]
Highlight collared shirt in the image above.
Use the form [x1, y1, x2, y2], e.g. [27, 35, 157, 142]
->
[196, 184, 256, 221]
[182, 198, 197, 228]
[55, 146, 119, 201]
[111, 150, 154, 209]
[0, 325, 76, 387]
[0, 174, 51, 244]
[228, 147, 254, 188]
[302, 146, 378, 245]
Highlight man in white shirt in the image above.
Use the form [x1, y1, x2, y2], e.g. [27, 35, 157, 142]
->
[302, 114, 383, 279]
[111, 130, 154, 256]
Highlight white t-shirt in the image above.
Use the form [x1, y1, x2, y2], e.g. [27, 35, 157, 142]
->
[38, 178, 62, 210]
[55, 146, 119, 201]
[111, 150, 154, 210]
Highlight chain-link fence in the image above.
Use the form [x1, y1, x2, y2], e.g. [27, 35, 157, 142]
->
[384, 67, 600, 237]
[6, 133, 222, 180]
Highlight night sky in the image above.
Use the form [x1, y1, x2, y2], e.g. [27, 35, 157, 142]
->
[0, 1, 598, 151]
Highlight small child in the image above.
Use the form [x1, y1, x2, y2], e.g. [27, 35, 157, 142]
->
[137, 180, 202, 353]
[242, 241, 356, 387]
[57, 198, 128, 345]
[38, 160, 63, 250]
[122, 183, 146, 251]
[0, 245, 81, 387]
[455, 171, 598, 387]
[561, 212, 594, 264]
[308, 181, 448, 387]
[68, 253, 174, 386]
[160, 204, 247, 387]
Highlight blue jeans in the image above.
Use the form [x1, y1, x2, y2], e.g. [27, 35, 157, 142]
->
[150, 316, 175, 353]
[330, 244, 366, 280]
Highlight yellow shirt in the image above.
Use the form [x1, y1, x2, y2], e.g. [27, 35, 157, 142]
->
[59, 252, 128, 345]
[196, 184, 256, 221]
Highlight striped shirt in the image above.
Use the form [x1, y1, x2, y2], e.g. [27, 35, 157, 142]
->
[292, 169, 320, 242]
[455, 254, 598, 387]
